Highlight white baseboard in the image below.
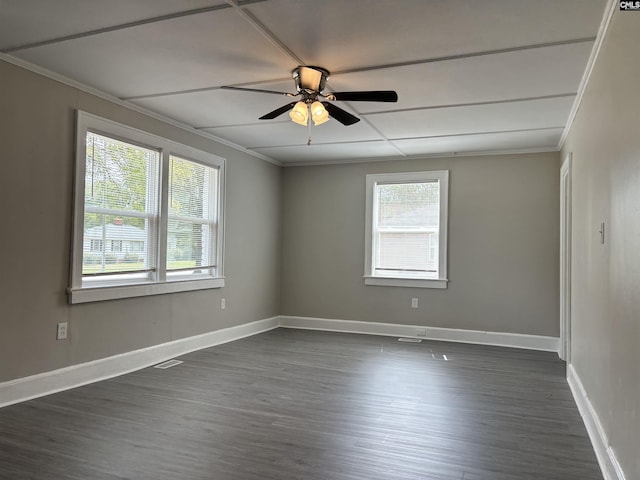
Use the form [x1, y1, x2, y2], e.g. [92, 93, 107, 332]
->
[278, 316, 559, 352]
[567, 364, 626, 480]
[0, 315, 560, 409]
[0, 316, 279, 408]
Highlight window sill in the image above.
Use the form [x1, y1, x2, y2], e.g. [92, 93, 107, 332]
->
[68, 277, 225, 304]
[364, 276, 448, 289]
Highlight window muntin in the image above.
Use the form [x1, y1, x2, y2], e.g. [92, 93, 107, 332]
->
[365, 171, 448, 289]
[70, 112, 225, 303]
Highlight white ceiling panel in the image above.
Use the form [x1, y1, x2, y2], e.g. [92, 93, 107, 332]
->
[203, 119, 383, 148]
[131, 81, 297, 128]
[391, 129, 564, 156]
[253, 141, 402, 165]
[367, 97, 575, 140]
[13, 8, 295, 98]
[248, 0, 605, 72]
[326, 42, 593, 114]
[0, 0, 225, 51]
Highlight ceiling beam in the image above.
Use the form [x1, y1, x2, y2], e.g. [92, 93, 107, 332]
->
[224, 0, 304, 66]
[362, 93, 578, 116]
[330, 37, 596, 76]
[188, 94, 576, 130]
[388, 126, 565, 143]
[243, 126, 565, 150]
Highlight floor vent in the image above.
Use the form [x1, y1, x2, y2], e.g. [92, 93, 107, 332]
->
[153, 359, 183, 369]
[398, 337, 422, 343]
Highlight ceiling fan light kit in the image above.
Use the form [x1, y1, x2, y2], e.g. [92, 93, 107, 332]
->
[221, 65, 398, 129]
[289, 101, 309, 126]
[288, 100, 329, 127]
[311, 101, 330, 126]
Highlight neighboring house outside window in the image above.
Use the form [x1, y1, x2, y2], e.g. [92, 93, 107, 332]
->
[364, 170, 449, 289]
[83, 222, 147, 266]
[69, 112, 226, 304]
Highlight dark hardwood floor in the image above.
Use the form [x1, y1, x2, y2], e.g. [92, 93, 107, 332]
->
[0, 329, 601, 480]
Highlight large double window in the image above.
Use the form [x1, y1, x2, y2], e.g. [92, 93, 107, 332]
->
[69, 112, 225, 303]
[364, 171, 448, 289]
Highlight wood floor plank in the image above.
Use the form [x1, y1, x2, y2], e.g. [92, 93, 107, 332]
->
[0, 329, 601, 479]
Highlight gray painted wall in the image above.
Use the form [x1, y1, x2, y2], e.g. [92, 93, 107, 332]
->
[281, 153, 560, 337]
[561, 10, 640, 479]
[0, 60, 282, 382]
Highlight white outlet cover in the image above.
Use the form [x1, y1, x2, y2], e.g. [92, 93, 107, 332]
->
[56, 322, 68, 340]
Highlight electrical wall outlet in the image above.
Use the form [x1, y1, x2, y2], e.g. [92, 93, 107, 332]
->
[56, 322, 68, 340]
[221, 298, 226, 310]
[411, 298, 419, 308]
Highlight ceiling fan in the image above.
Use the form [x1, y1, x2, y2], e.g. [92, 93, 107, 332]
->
[221, 65, 398, 127]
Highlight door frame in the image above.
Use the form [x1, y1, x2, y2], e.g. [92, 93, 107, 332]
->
[559, 153, 572, 362]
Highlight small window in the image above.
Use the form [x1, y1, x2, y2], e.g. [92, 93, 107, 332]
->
[69, 112, 226, 304]
[90, 239, 103, 252]
[128, 241, 144, 253]
[110, 240, 123, 253]
[364, 171, 449, 289]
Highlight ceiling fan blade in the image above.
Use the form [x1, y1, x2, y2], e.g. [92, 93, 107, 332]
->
[220, 86, 296, 97]
[259, 102, 297, 120]
[327, 91, 398, 102]
[322, 102, 360, 126]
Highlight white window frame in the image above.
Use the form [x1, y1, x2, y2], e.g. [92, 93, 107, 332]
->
[69, 111, 226, 304]
[364, 170, 449, 289]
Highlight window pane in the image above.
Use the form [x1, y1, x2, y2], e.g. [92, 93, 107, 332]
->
[168, 156, 216, 219]
[377, 182, 439, 228]
[375, 181, 440, 277]
[376, 232, 438, 274]
[85, 132, 158, 213]
[167, 156, 217, 272]
[82, 214, 152, 275]
[166, 220, 215, 270]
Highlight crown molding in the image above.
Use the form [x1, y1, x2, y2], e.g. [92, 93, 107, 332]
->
[558, 0, 618, 149]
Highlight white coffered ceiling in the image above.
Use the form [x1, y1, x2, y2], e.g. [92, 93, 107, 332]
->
[0, 0, 607, 165]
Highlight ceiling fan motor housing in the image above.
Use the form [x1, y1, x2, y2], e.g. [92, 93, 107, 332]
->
[292, 66, 330, 97]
